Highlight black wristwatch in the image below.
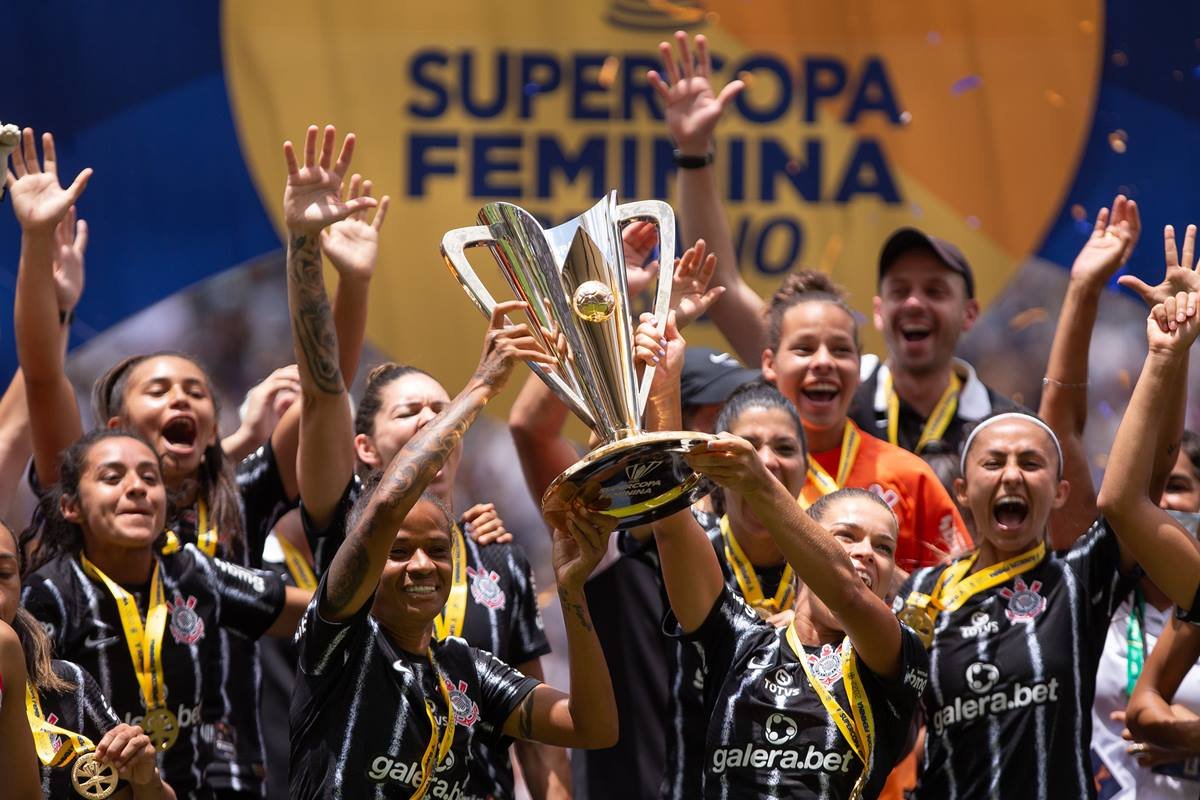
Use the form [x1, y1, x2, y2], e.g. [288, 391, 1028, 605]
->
[672, 149, 714, 169]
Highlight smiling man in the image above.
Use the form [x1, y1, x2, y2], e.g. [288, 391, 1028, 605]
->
[851, 228, 1018, 455]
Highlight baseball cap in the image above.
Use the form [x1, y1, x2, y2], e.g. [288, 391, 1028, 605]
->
[680, 347, 760, 406]
[878, 227, 975, 299]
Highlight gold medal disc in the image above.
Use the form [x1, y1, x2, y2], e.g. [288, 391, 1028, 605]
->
[898, 605, 936, 649]
[143, 707, 180, 751]
[71, 753, 117, 799]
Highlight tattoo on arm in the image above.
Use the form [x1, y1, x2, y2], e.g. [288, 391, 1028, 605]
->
[558, 587, 593, 632]
[288, 234, 344, 395]
[325, 536, 371, 614]
[518, 690, 536, 740]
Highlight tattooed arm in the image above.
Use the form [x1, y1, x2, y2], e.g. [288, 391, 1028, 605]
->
[321, 300, 552, 621]
[281, 125, 377, 527]
[501, 497, 618, 749]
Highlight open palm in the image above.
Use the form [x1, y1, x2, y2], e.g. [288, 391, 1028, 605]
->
[6, 129, 92, 233]
[282, 125, 376, 235]
[321, 173, 390, 281]
[1120, 223, 1200, 307]
[648, 32, 744, 152]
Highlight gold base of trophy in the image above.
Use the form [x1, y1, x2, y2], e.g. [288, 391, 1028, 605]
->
[543, 431, 718, 529]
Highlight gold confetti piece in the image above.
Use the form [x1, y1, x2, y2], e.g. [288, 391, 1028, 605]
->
[1071, 204, 1087, 221]
[1094, 452, 1108, 469]
[537, 589, 557, 609]
[819, 234, 844, 274]
[1112, 50, 1129, 67]
[1079, 19, 1095, 34]
[1044, 89, 1064, 107]
[1108, 129, 1128, 154]
[598, 56, 619, 89]
[1118, 368, 1131, 389]
[737, 70, 755, 88]
[647, 0, 705, 23]
[899, 110, 913, 125]
[1011, 392, 1025, 407]
[966, 215, 981, 230]
[1009, 307, 1048, 331]
[785, 160, 802, 175]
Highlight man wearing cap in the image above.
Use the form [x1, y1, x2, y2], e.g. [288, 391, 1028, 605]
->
[849, 228, 1018, 455]
[680, 346, 761, 433]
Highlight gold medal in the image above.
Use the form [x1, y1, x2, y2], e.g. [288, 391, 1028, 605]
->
[142, 707, 180, 751]
[70, 753, 117, 799]
[897, 603, 936, 649]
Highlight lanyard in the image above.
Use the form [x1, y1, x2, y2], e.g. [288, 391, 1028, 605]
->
[899, 541, 1046, 647]
[884, 371, 961, 454]
[196, 499, 218, 557]
[412, 650, 457, 800]
[1126, 587, 1146, 696]
[802, 421, 862, 508]
[433, 525, 468, 641]
[26, 681, 94, 767]
[79, 555, 169, 712]
[719, 515, 794, 616]
[274, 529, 318, 591]
[787, 625, 874, 799]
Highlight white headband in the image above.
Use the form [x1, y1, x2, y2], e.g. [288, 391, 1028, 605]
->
[960, 412, 1064, 479]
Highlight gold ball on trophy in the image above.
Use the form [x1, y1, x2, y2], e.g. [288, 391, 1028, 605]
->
[572, 280, 616, 323]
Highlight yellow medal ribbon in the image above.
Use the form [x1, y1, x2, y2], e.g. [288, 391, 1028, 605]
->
[899, 540, 1047, 647]
[884, 371, 962, 454]
[412, 651, 457, 800]
[787, 625, 874, 799]
[274, 530, 318, 591]
[433, 524, 468, 641]
[196, 499, 218, 557]
[25, 681, 94, 767]
[801, 421, 862, 509]
[719, 515, 795, 616]
[78, 555, 176, 750]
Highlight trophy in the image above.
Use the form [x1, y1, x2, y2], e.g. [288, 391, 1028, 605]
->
[441, 191, 716, 528]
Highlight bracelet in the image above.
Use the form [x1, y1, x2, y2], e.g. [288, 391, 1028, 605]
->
[59, 309, 74, 326]
[672, 149, 713, 169]
[1042, 376, 1088, 388]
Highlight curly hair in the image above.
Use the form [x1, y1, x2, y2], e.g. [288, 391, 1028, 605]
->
[765, 269, 860, 353]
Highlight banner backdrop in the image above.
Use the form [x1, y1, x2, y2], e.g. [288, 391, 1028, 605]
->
[4, 1, 1200, 399]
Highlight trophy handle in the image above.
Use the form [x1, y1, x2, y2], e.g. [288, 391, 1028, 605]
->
[440, 225, 599, 430]
[615, 200, 676, 418]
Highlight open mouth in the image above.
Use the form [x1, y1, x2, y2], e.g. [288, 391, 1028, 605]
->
[899, 322, 932, 343]
[992, 496, 1029, 530]
[854, 567, 874, 589]
[801, 382, 839, 405]
[161, 417, 198, 451]
[404, 585, 438, 596]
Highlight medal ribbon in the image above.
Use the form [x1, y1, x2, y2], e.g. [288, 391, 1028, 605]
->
[196, 499, 218, 557]
[412, 650, 457, 800]
[787, 625, 874, 798]
[884, 371, 961, 454]
[719, 515, 795, 615]
[25, 682, 95, 767]
[79, 555, 169, 712]
[1126, 587, 1146, 696]
[274, 529, 318, 591]
[433, 524, 468, 641]
[802, 422, 862, 509]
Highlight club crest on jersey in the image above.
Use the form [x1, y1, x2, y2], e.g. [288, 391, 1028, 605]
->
[466, 566, 506, 610]
[806, 642, 844, 688]
[449, 680, 480, 729]
[168, 594, 206, 644]
[999, 578, 1046, 623]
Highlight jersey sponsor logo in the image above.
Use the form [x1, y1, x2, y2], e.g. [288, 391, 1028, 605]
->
[83, 620, 120, 650]
[805, 641, 845, 688]
[930, 662, 1060, 734]
[764, 667, 802, 698]
[959, 610, 1000, 639]
[764, 712, 799, 745]
[712, 715, 854, 776]
[213, 558, 267, 594]
[869, 483, 901, 509]
[367, 753, 473, 796]
[449, 680, 480, 729]
[747, 652, 775, 671]
[123, 702, 202, 731]
[999, 577, 1046, 623]
[168, 594, 206, 645]
[938, 514, 958, 546]
[465, 566, 506, 610]
[903, 665, 928, 694]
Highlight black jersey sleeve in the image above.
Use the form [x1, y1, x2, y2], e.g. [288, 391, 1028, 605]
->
[237, 439, 296, 564]
[1063, 517, 1132, 619]
[20, 574, 71, 652]
[677, 586, 767, 692]
[501, 544, 551, 666]
[53, 660, 121, 738]
[294, 575, 374, 676]
[201, 551, 287, 640]
[300, 476, 358, 577]
[470, 644, 541, 734]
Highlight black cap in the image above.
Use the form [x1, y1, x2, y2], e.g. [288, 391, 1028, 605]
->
[878, 227, 975, 299]
[680, 347, 760, 406]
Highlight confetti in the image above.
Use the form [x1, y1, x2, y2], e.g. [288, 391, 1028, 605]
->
[966, 215, 981, 230]
[899, 110, 913, 125]
[1074, 219, 1093, 235]
[1112, 50, 1129, 67]
[1070, 204, 1087, 221]
[785, 160, 802, 175]
[951, 75, 982, 95]
[1098, 401, 1116, 419]
[1011, 393, 1025, 407]
[909, 203, 923, 218]
[926, 31, 942, 45]
[1094, 452, 1108, 469]
[1079, 20, 1096, 34]
[1174, 70, 1185, 81]
[819, 234, 844, 274]
[1108, 130, 1128, 154]
[1008, 307, 1048, 331]
[1118, 368, 1131, 389]
[1044, 89, 1064, 107]
[1192, 65, 1200, 79]
[598, 56, 620, 89]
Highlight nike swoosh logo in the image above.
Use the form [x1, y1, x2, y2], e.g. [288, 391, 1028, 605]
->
[84, 635, 120, 649]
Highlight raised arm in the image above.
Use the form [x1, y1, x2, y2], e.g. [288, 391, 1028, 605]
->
[321, 300, 550, 620]
[508, 374, 579, 503]
[1125, 616, 1200, 754]
[220, 365, 300, 463]
[1097, 237, 1200, 604]
[0, 620, 42, 800]
[649, 31, 765, 364]
[7, 128, 91, 486]
[1039, 197, 1137, 547]
[282, 125, 379, 529]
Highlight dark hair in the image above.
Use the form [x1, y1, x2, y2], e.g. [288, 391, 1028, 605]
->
[710, 381, 808, 517]
[91, 352, 243, 552]
[346, 473, 453, 543]
[354, 362, 437, 440]
[1181, 430, 1200, 481]
[765, 270, 860, 353]
[0, 522, 73, 693]
[20, 429, 166, 575]
[808, 487, 897, 530]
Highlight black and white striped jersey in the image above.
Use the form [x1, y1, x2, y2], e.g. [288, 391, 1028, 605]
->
[21, 545, 286, 800]
[302, 477, 550, 800]
[683, 587, 927, 799]
[289, 578, 541, 800]
[899, 518, 1134, 800]
[37, 659, 123, 798]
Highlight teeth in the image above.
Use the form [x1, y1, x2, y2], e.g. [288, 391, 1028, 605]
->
[856, 570, 873, 588]
[405, 586, 437, 594]
[809, 382, 838, 392]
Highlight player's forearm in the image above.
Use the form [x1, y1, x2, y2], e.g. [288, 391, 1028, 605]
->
[557, 584, 618, 748]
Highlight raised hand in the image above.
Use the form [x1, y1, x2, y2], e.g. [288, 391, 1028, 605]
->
[634, 310, 685, 398]
[647, 31, 744, 153]
[321, 172, 390, 282]
[1146, 291, 1200, 357]
[622, 220, 660, 296]
[671, 238, 724, 328]
[471, 300, 555, 398]
[238, 364, 302, 442]
[53, 205, 87, 313]
[6, 128, 92, 233]
[1070, 197, 1136, 286]
[1120, 223, 1200, 307]
[684, 433, 774, 496]
[547, 488, 615, 592]
[461, 502, 513, 546]
[282, 125, 377, 234]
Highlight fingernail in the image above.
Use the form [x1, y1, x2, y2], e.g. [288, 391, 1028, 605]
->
[659, 338, 668, 347]
[652, 355, 660, 364]
[658, 348, 667, 358]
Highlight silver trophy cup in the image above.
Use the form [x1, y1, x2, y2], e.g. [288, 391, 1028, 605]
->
[441, 191, 715, 528]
